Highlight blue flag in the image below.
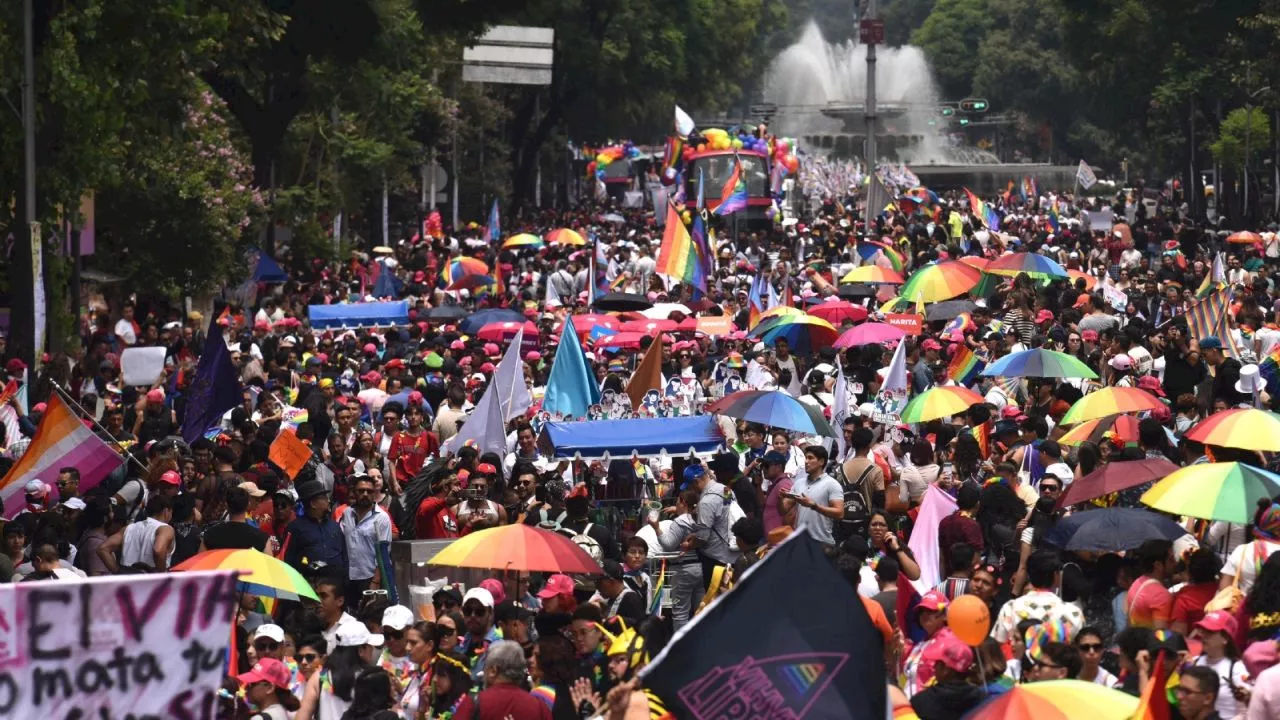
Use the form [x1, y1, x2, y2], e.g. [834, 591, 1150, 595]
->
[543, 316, 601, 418]
[486, 199, 501, 243]
[181, 313, 242, 443]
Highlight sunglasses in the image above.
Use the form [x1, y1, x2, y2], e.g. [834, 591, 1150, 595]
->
[1040, 485, 1061, 493]
[1077, 643, 1103, 652]
[298, 653, 319, 663]
[254, 641, 279, 652]
[363, 588, 390, 597]
[463, 606, 489, 617]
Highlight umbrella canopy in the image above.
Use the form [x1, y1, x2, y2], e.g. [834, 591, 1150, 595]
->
[808, 301, 869, 326]
[838, 283, 878, 299]
[1184, 408, 1280, 452]
[1057, 414, 1141, 447]
[1228, 230, 1263, 244]
[1060, 387, 1164, 425]
[565, 314, 619, 336]
[898, 261, 982, 303]
[429, 524, 603, 574]
[173, 549, 318, 601]
[423, 305, 467, 322]
[592, 292, 652, 312]
[641, 303, 693, 319]
[958, 256, 989, 270]
[446, 257, 489, 283]
[924, 299, 977, 322]
[460, 308, 528, 334]
[620, 318, 677, 333]
[878, 296, 912, 313]
[1068, 269, 1098, 290]
[834, 322, 906, 348]
[899, 386, 984, 424]
[840, 265, 905, 284]
[1141, 462, 1280, 524]
[501, 233, 543, 249]
[985, 252, 1069, 278]
[754, 305, 805, 328]
[1055, 456, 1178, 508]
[1044, 507, 1186, 552]
[477, 320, 539, 343]
[592, 331, 651, 350]
[965, 679, 1138, 720]
[707, 390, 837, 437]
[982, 348, 1099, 379]
[547, 228, 586, 246]
[755, 314, 839, 354]
[601, 212, 625, 224]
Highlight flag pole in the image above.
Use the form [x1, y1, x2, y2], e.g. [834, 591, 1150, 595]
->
[49, 380, 149, 475]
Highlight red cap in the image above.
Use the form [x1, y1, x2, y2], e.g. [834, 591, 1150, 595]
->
[917, 590, 949, 613]
[1137, 375, 1165, 396]
[363, 343, 378, 355]
[159, 470, 182, 486]
[238, 658, 291, 691]
[920, 338, 942, 352]
[1035, 309, 1055, 324]
[1072, 293, 1091, 309]
[536, 574, 575, 600]
[474, 463, 497, 475]
[1081, 329, 1099, 342]
[1194, 610, 1238, 636]
[5, 359, 27, 375]
[921, 630, 974, 673]
[385, 358, 405, 370]
[146, 388, 165, 404]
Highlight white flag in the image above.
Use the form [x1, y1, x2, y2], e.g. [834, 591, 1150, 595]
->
[545, 272, 562, 308]
[442, 329, 531, 456]
[882, 337, 909, 395]
[1076, 160, 1098, 190]
[674, 105, 695, 136]
[1211, 252, 1226, 285]
[832, 362, 851, 460]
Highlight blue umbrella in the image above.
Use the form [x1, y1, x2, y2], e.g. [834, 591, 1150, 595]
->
[459, 308, 528, 334]
[1043, 507, 1185, 552]
[706, 389, 836, 438]
[982, 348, 1099, 379]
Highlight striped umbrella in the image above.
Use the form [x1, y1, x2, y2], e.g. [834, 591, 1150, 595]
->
[447, 257, 490, 284]
[707, 390, 836, 437]
[1141, 462, 1280, 524]
[964, 680, 1137, 720]
[757, 314, 839, 354]
[1184, 408, 1280, 452]
[501, 233, 543, 249]
[841, 265, 905, 284]
[808, 301, 869, 326]
[1059, 387, 1164, 425]
[430, 524, 602, 573]
[981, 348, 1098, 379]
[1067, 269, 1098, 291]
[985, 252, 1069, 278]
[1228, 230, 1263, 245]
[899, 386, 985, 424]
[1058, 414, 1140, 447]
[173, 549, 318, 601]
[547, 228, 587, 246]
[898, 261, 983, 303]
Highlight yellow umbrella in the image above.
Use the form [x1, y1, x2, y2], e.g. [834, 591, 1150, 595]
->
[547, 228, 586, 246]
[502, 233, 543, 249]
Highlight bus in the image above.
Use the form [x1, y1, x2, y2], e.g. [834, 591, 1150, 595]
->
[684, 148, 773, 230]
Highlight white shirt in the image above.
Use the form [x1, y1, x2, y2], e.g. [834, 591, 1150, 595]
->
[114, 318, 137, 346]
[322, 612, 360, 654]
[1192, 654, 1250, 718]
[1222, 539, 1280, 593]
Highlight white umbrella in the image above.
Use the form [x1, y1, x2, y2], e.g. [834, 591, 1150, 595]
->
[641, 303, 693, 319]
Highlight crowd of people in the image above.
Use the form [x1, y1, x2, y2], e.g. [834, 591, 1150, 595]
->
[3, 180, 1280, 720]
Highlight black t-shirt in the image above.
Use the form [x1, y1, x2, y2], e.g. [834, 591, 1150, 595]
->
[608, 589, 646, 626]
[202, 521, 269, 551]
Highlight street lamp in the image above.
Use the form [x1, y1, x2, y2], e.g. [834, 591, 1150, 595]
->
[1244, 84, 1271, 220]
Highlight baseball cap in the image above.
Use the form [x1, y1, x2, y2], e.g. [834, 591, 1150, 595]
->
[474, 463, 497, 476]
[1137, 375, 1165, 396]
[462, 587, 495, 609]
[237, 658, 292, 690]
[917, 590, 949, 613]
[922, 631, 974, 673]
[238, 481, 266, 497]
[1080, 329, 1099, 342]
[680, 463, 706, 490]
[1199, 336, 1223, 350]
[1108, 354, 1133, 371]
[921, 338, 942, 352]
[1072, 293, 1091, 309]
[1044, 463, 1074, 484]
[600, 559, 625, 581]
[494, 600, 533, 624]
[159, 470, 182, 486]
[381, 605, 414, 631]
[536, 574, 575, 600]
[253, 624, 285, 643]
[761, 451, 789, 467]
[1194, 610, 1238, 637]
[335, 624, 383, 648]
[146, 388, 166, 403]
[61, 497, 87, 511]
[24, 479, 47, 497]
[1035, 309, 1055, 324]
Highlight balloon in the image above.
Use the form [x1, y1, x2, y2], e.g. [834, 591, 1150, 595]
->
[784, 154, 799, 173]
[596, 153, 610, 165]
[661, 167, 677, 186]
[697, 144, 707, 153]
[776, 139, 790, 154]
[732, 138, 743, 149]
[681, 210, 692, 224]
[946, 595, 990, 646]
[587, 161, 597, 175]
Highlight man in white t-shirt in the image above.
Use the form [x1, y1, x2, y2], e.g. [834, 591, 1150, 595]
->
[780, 446, 844, 544]
[114, 303, 139, 347]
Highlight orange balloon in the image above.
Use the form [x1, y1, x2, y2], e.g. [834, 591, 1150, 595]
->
[946, 594, 990, 646]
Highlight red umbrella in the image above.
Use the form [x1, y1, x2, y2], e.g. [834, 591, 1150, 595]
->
[1056, 457, 1180, 509]
[620, 319, 677, 333]
[808, 301, 869, 326]
[593, 331, 647, 350]
[558, 314, 619, 337]
[476, 321, 538, 342]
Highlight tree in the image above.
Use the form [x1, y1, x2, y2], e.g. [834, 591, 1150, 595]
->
[910, 0, 990, 100]
[1210, 107, 1271, 171]
[881, 0, 936, 47]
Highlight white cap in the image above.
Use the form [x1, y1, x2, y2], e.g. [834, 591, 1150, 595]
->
[381, 605, 414, 631]
[61, 497, 87, 511]
[254, 624, 285, 643]
[24, 479, 46, 495]
[462, 587, 495, 609]
[335, 623, 384, 648]
[1044, 463, 1075, 485]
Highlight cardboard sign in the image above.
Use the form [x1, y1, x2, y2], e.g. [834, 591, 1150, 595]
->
[884, 313, 924, 336]
[0, 571, 236, 717]
[269, 428, 313, 480]
[695, 316, 734, 337]
[120, 346, 167, 387]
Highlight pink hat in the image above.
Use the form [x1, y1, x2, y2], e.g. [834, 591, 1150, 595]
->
[146, 388, 165, 403]
[478, 578, 506, 605]
[361, 370, 382, 385]
[1035, 309, 1055, 324]
[483, 343, 500, 356]
[1108, 354, 1133, 371]
[1137, 375, 1165, 396]
[479, 362, 496, 373]
[536, 574, 575, 599]
[451, 340, 467, 351]
[917, 590, 949, 613]
[921, 630, 974, 673]
[459, 357, 472, 366]
[1194, 610, 1238, 637]
[159, 470, 182, 486]
[920, 338, 942, 352]
[238, 658, 291, 691]
[363, 343, 377, 355]
[525, 351, 542, 362]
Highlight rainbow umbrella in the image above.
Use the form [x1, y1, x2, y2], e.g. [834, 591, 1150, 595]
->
[981, 348, 1098, 379]
[808, 301, 869, 326]
[1141, 462, 1280, 523]
[1067, 269, 1098, 290]
[985, 252, 1069, 278]
[841, 265, 905, 284]
[501, 233, 543, 249]
[1058, 414, 1140, 447]
[958, 256, 989, 271]
[758, 314, 839, 354]
[447, 257, 490, 284]
[430, 524, 602, 574]
[1228, 230, 1263, 245]
[1059, 387, 1164, 425]
[173, 549, 318, 601]
[1184, 407, 1280, 452]
[707, 389, 836, 437]
[965, 679, 1138, 720]
[834, 322, 906, 348]
[897, 260, 982, 303]
[878, 296, 912, 313]
[756, 304, 804, 324]
[547, 228, 587, 246]
[899, 386, 984, 424]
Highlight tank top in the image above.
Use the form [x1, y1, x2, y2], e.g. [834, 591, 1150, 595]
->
[121, 517, 173, 569]
[455, 499, 500, 527]
[317, 670, 352, 720]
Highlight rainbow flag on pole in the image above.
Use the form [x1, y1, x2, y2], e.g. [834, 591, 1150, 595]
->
[656, 203, 711, 291]
[946, 345, 986, 386]
[714, 156, 748, 216]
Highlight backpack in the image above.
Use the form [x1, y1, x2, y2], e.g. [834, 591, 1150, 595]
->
[557, 522, 603, 563]
[835, 464, 874, 543]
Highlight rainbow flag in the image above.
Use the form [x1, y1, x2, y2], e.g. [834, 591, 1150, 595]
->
[1047, 198, 1060, 232]
[1260, 344, 1280, 389]
[947, 345, 985, 386]
[485, 198, 501, 243]
[648, 560, 666, 616]
[661, 135, 684, 173]
[1131, 650, 1172, 720]
[0, 392, 123, 517]
[972, 421, 991, 460]
[714, 157, 748, 216]
[964, 187, 984, 218]
[942, 312, 976, 339]
[656, 203, 710, 291]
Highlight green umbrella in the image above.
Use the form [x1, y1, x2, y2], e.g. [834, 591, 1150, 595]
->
[1141, 462, 1280, 524]
[981, 348, 1098, 379]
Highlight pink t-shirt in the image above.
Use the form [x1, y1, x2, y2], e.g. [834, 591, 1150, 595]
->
[1127, 575, 1173, 629]
[762, 476, 794, 533]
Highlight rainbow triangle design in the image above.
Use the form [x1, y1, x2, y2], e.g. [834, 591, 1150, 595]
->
[779, 663, 826, 694]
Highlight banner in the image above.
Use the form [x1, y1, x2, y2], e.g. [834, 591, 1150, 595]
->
[0, 571, 237, 718]
[120, 347, 167, 387]
[884, 313, 924, 335]
[1076, 159, 1098, 190]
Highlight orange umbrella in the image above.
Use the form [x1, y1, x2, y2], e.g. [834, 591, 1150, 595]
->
[429, 524, 602, 574]
[1067, 269, 1097, 290]
[1228, 230, 1263, 244]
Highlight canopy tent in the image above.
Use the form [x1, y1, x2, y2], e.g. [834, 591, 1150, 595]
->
[252, 252, 289, 283]
[308, 301, 410, 330]
[538, 416, 724, 460]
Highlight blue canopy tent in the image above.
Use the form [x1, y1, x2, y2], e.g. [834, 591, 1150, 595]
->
[537, 416, 725, 460]
[252, 253, 289, 283]
[309, 301, 410, 330]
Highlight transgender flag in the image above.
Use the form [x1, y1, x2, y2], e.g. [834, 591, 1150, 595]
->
[713, 156, 748, 216]
[0, 392, 123, 516]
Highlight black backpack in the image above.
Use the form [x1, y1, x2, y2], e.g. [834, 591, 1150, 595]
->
[834, 464, 874, 543]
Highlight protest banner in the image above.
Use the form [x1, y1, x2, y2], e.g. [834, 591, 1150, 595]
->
[0, 570, 237, 719]
[269, 428, 312, 480]
[120, 347, 167, 387]
[884, 313, 924, 335]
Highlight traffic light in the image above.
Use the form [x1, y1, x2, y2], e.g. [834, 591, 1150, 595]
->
[958, 118, 970, 126]
[940, 106, 955, 117]
[959, 98, 989, 112]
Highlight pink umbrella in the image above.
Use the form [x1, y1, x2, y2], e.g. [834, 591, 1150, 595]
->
[834, 322, 907, 349]
[476, 321, 538, 342]
[620, 319, 677, 333]
[593, 331, 646, 350]
[557, 314, 619, 337]
[809, 301, 869, 326]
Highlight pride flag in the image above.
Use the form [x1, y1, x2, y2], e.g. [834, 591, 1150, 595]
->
[942, 312, 976, 340]
[713, 157, 748, 216]
[964, 187, 983, 219]
[655, 203, 710, 292]
[972, 421, 991, 460]
[1046, 198, 1061, 232]
[0, 392, 123, 517]
[747, 274, 768, 328]
[1260, 344, 1280, 389]
[947, 345, 985, 386]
